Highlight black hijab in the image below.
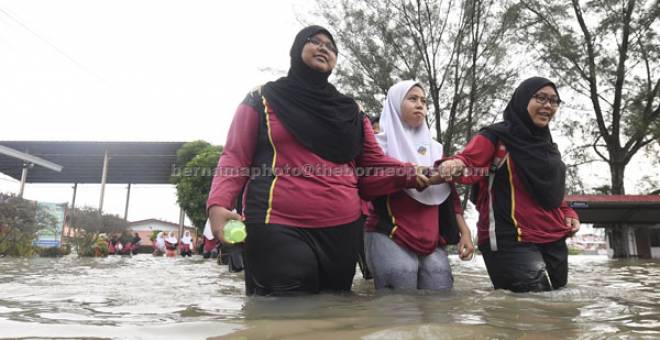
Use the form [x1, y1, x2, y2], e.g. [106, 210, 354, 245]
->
[261, 25, 362, 164]
[483, 77, 566, 210]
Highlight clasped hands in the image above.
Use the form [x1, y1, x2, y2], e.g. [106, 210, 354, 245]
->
[415, 158, 466, 190]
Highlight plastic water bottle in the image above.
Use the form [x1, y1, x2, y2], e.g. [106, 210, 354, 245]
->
[224, 219, 246, 244]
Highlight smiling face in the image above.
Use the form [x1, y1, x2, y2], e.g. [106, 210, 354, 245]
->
[400, 85, 427, 129]
[527, 85, 559, 128]
[300, 33, 337, 73]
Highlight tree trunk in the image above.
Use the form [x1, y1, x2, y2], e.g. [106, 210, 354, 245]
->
[610, 161, 626, 195]
[431, 85, 442, 141]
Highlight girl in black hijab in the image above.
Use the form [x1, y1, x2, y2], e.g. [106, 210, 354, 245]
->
[207, 26, 431, 296]
[439, 77, 581, 292]
[262, 25, 363, 163]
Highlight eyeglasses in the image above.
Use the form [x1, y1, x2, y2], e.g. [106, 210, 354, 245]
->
[532, 93, 562, 107]
[306, 37, 338, 55]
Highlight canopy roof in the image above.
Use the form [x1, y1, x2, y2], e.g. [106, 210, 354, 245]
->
[0, 141, 186, 184]
[566, 195, 660, 224]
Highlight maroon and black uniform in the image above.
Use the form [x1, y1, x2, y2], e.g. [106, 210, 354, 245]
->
[363, 183, 463, 256]
[207, 90, 417, 295]
[448, 130, 578, 292]
[450, 132, 577, 246]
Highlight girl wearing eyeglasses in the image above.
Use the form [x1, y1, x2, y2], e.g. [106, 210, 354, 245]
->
[438, 77, 580, 293]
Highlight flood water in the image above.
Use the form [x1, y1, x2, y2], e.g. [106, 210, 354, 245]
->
[0, 254, 658, 339]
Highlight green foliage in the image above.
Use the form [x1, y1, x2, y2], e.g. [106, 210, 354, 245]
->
[150, 230, 161, 241]
[172, 142, 223, 235]
[593, 185, 612, 195]
[0, 193, 40, 235]
[175, 140, 213, 169]
[0, 193, 58, 257]
[69, 207, 128, 257]
[77, 237, 108, 257]
[507, 0, 660, 194]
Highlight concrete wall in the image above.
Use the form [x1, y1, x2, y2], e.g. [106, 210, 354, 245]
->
[652, 247, 660, 259]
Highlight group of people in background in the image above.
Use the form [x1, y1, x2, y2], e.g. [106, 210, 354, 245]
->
[206, 25, 581, 296]
[152, 231, 195, 257]
[107, 232, 141, 256]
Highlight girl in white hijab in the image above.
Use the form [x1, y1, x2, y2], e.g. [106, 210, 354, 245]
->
[153, 232, 166, 256]
[165, 231, 178, 257]
[179, 230, 193, 257]
[365, 80, 474, 290]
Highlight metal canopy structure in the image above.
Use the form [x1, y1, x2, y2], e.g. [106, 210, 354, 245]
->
[0, 141, 185, 184]
[566, 195, 660, 224]
[0, 145, 63, 173]
[0, 141, 187, 217]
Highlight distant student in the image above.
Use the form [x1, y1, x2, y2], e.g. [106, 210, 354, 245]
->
[202, 220, 220, 258]
[131, 232, 141, 255]
[165, 232, 178, 257]
[153, 232, 166, 256]
[179, 231, 194, 257]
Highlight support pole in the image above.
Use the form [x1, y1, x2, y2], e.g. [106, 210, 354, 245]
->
[124, 183, 132, 220]
[99, 150, 109, 213]
[71, 183, 78, 210]
[68, 183, 78, 238]
[18, 163, 29, 198]
[178, 207, 185, 238]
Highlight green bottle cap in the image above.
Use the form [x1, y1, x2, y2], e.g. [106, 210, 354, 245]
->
[224, 220, 246, 243]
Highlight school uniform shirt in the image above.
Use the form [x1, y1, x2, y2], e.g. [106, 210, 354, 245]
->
[363, 183, 463, 256]
[446, 133, 578, 246]
[207, 90, 418, 228]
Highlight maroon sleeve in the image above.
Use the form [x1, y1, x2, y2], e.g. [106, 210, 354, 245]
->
[560, 200, 579, 220]
[356, 117, 418, 201]
[436, 134, 496, 185]
[206, 103, 260, 211]
[450, 183, 463, 214]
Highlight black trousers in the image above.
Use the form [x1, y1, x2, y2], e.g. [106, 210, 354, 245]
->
[244, 219, 362, 296]
[479, 238, 568, 293]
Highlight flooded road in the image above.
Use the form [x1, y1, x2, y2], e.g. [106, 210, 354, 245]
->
[0, 254, 658, 339]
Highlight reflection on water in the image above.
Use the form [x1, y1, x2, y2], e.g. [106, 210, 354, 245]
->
[0, 255, 658, 339]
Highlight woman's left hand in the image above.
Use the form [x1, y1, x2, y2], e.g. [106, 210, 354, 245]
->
[566, 217, 581, 236]
[457, 234, 475, 261]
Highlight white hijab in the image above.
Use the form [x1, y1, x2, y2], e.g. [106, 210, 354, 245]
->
[375, 80, 450, 205]
[155, 232, 165, 249]
[181, 231, 193, 245]
[203, 219, 214, 240]
[166, 232, 178, 244]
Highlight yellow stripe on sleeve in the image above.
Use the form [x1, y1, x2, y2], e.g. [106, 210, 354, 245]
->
[506, 159, 522, 241]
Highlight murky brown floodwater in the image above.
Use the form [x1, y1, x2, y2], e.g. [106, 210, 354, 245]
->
[0, 254, 658, 339]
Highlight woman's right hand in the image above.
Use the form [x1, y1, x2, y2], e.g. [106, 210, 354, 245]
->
[208, 206, 243, 243]
[414, 165, 432, 190]
[433, 159, 465, 183]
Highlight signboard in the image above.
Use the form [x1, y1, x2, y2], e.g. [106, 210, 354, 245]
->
[32, 202, 66, 248]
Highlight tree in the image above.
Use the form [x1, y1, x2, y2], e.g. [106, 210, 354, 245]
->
[314, 0, 518, 154]
[69, 207, 128, 257]
[0, 193, 39, 256]
[0, 193, 59, 256]
[507, 0, 660, 194]
[175, 140, 213, 167]
[172, 141, 223, 235]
